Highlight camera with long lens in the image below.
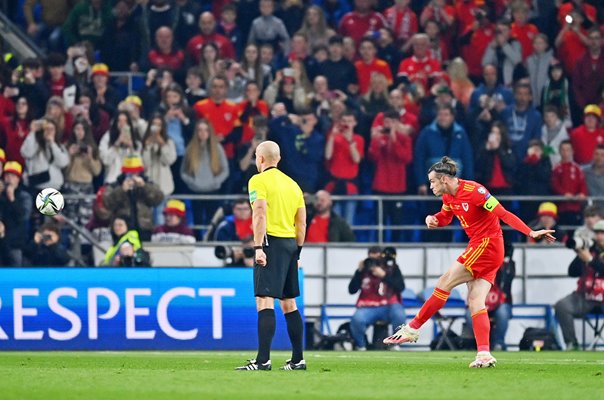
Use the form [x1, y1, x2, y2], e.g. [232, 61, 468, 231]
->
[382, 246, 397, 268]
[565, 234, 594, 251]
[215, 245, 255, 264]
[362, 246, 397, 272]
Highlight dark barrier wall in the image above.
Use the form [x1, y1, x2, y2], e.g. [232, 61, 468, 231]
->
[0, 268, 303, 350]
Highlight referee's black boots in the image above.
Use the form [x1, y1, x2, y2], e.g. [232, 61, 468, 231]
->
[235, 359, 272, 371]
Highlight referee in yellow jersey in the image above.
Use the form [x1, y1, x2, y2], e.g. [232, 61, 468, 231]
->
[235, 141, 307, 371]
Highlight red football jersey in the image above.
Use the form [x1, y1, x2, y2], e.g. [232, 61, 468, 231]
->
[440, 179, 503, 240]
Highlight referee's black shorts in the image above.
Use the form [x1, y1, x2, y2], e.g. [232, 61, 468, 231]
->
[254, 235, 299, 299]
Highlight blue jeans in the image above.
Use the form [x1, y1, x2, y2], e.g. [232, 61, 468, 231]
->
[465, 303, 512, 350]
[350, 303, 406, 348]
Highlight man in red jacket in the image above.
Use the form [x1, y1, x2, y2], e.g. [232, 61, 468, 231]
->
[369, 110, 413, 242]
[550, 140, 588, 226]
[570, 104, 604, 166]
[571, 28, 604, 111]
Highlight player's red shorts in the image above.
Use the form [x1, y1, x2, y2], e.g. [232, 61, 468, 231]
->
[456, 236, 505, 284]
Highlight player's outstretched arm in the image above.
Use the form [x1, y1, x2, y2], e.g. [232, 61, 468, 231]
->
[492, 204, 556, 242]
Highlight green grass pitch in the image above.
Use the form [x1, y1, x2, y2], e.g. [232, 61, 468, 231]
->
[0, 351, 601, 400]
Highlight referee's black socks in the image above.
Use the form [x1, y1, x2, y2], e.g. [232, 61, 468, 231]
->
[285, 310, 304, 364]
[257, 309, 276, 364]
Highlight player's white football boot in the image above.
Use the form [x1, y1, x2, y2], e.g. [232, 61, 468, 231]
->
[468, 351, 497, 368]
[383, 324, 420, 344]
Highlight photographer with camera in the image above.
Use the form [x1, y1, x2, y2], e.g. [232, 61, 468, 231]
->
[555, 219, 604, 350]
[348, 246, 406, 350]
[103, 215, 147, 267]
[23, 223, 70, 267]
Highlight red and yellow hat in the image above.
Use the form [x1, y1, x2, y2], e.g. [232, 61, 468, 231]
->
[3, 161, 23, 177]
[537, 202, 558, 219]
[163, 199, 186, 217]
[121, 155, 145, 174]
[584, 104, 601, 118]
[124, 95, 143, 108]
[0, 148, 5, 164]
[91, 63, 110, 78]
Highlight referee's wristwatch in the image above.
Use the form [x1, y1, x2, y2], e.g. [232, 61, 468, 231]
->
[254, 245, 263, 251]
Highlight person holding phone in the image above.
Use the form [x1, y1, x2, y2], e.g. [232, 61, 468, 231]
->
[99, 110, 142, 184]
[23, 223, 70, 266]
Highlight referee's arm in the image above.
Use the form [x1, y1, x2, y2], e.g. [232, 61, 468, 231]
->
[295, 206, 307, 247]
[252, 199, 267, 247]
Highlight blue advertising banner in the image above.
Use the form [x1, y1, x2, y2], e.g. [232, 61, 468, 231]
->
[0, 268, 304, 350]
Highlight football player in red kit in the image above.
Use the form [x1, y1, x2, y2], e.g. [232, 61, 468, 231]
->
[384, 156, 555, 368]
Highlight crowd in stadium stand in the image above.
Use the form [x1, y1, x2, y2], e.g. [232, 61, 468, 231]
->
[1, 0, 604, 266]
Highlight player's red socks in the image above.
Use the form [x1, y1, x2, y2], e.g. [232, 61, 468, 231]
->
[409, 288, 450, 329]
[472, 308, 490, 353]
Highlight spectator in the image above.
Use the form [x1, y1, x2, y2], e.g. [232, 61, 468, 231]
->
[419, 84, 467, 131]
[510, 0, 539, 61]
[184, 67, 207, 105]
[516, 139, 552, 219]
[557, 0, 597, 27]
[468, 64, 513, 119]
[23, 223, 70, 266]
[500, 82, 542, 167]
[424, 18, 448, 65]
[142, 0, 178, 50]
[338, 0, 387, 46]
[0, 96, 32, 166]
[474, 122, 516, 196]
[306, 190, 355, 243]
[0, 162, 31, 265]
[372, 89, 419, 137]
[298, 5, 336, 49]
[526, 34, 553, 108]
[541, 62, 571, 126]
[324, 110, 364, 224]
[554, 8, 588, 75]
[570, 105, 604, 167]
[348, 246, 405, 350]
[541, 105, 569, 167]
[140, 68, 176, 118]
[278, 0, 305, 36]
[119, 95, 149, 142]
[144, 26, 185, 76]
[180, 119, 229, 227]
[248, 0, 291, 57]
[14, 57, 50, 118]
[481, 18, 522, 87]
[571, 28, 604, 113]
[414, 103, 474, 195]
[583, 144, 604, 201]
[141, 113, 177, 198]
[62, 0, 112, 48]
[221, 60, 248, 103]
[103, 155, 164, 241]
[528, 202, 566, 244]
[216, 4, 243, 58]
[262, 68, 308, 113]
[317, 35, 358, 95]
[369, 110, 413, 242]
[74, 89, 111, 144]
[419, 0, 455, 35]
[186, 11, 236, 65]
[355, 38, 392, 96]
[397, 33, 442, 96]
[23, 0, 72, 52]
[240, 44, 271, 92]
[63, 118, 102, 227]
[273, 109, 325, 193]
[20, 118, 70, 190]
[459, 6, 495, 81]
[197, 42, 221, 84]
[551, 140, 588, 226]
[193, 76, 242, 167]
[174, 0, 203, 51]
[151, 199, 196, 244]
[464, 242, 515, 351]
[315, 0, 351, 30]
[383, 0, 418, 51]
[447, 58, 475, 111]
[99, 0, 143, 73]
[237, 115, 268, 194]
[554, 219, 604, 350]
[239, 81, 270, 144]
[98, 110, 142, 184]
[89, 63, 119, 118]
[44, 53, 79, 109]
[102, 215, 142, 267]
[359, 73, 391, 124]
[213, 199, 253, 242]
[44, 96, 73, 144]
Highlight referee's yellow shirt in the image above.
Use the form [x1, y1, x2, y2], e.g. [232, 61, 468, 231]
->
[248, 167, 305, 238]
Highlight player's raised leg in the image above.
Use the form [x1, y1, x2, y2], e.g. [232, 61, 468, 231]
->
[384, 261, 473, 344]
[467, 279, 497, 368]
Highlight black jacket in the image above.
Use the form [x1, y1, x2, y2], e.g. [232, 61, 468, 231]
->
[474, 147, 516, 187]
[23, 242, 70, 266]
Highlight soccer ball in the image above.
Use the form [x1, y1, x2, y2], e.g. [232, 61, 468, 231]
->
[36, 188, 65, 216]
